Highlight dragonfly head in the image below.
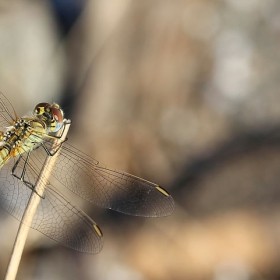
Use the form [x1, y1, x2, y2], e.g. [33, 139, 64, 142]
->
[34, 102, 64, 132]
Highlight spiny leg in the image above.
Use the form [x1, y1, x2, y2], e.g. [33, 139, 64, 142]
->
[32, 123, 69, 156]
[40, 137, 68, 156]
[11, 152, 45, 198]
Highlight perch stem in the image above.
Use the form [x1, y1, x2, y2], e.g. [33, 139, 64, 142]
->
[4, 120, 71, 280]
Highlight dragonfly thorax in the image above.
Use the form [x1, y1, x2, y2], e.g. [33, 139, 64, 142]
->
[0, 117, 46, 158]
[2, 119, 33, 149]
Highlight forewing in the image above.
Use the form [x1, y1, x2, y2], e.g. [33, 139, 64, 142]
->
[0, 92, 18, 127]
[50, 142, 174, 217]
[0, 153, 103, 254]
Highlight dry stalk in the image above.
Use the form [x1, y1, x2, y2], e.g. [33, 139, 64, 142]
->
[4, 120, 71, 280]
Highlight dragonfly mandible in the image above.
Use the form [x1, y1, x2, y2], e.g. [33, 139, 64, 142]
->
[0, 93, 174, 254]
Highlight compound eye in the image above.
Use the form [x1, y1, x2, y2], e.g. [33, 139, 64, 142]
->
[34, 102, 51, 115]
[36, 102, 51, 108]
[50, 107, 64, 132]
[51, 107, 64, 123]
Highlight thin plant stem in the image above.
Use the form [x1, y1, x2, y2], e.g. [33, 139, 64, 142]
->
[4, 120, 71, 280]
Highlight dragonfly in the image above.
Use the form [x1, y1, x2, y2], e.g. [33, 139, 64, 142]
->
[0, 93, 174, 254]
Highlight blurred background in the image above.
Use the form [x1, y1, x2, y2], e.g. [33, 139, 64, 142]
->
[0, 0, 280, 279]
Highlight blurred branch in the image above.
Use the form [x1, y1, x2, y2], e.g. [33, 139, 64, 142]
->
[172, 124, 280, 206]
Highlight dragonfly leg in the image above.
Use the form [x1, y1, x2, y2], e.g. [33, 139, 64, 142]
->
[40, 138, 67, 156]
[40, 123, 70, 156]
[46, 121, 69, 140]
[11, 152, 45, 198]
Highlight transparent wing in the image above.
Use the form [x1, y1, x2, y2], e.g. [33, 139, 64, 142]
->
[38, 139, 175, 217]
[0, 92, 18, 126]
[0, 93, 174, 218]
[0, 153, 103, 254]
